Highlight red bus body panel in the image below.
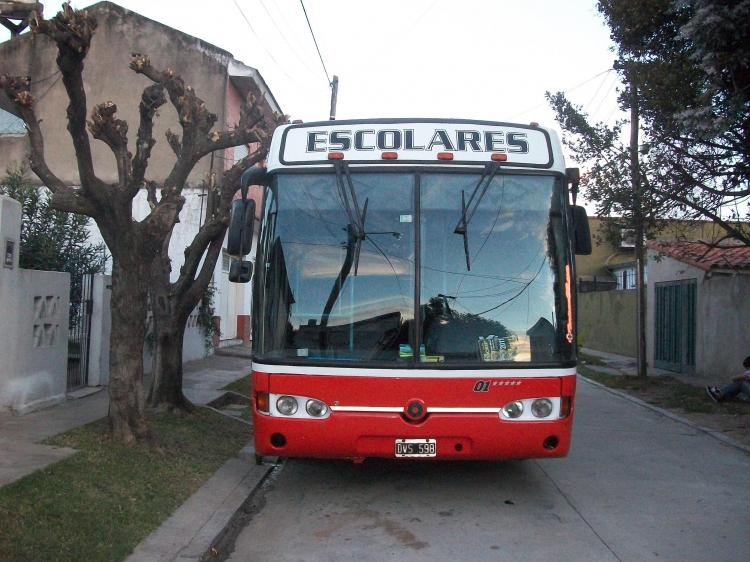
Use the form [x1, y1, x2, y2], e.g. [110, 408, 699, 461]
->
[252, 369, 576, 461]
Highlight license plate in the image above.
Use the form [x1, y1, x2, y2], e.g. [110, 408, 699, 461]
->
[395, 439, 437, 457]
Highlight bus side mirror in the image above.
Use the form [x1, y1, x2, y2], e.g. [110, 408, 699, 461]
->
[239, 166, 267, 202]
[566, 167, 580, 188]
[227, 199, 256, 257]
[566, 167, 581, 205]
[572, 205, 592, 255]
[228, 259, 253, 283]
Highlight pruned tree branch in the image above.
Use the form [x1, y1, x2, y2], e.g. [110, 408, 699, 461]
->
[88, 101, 131, 186]
[130, 82, 167, 196]
[144, 180, 158, 210]
[31, 4, 104, 200]
[174, 147, 269, 300]
[182, 230, 225, 314]
[165, 129, 181, 157]
[0, 74, 99, 216]
[195, 93, 269, 156]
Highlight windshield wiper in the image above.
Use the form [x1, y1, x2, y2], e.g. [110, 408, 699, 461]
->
[454, 162, 501, 271]
[319, 224, 358, 351]
[333, 160, 368, 275]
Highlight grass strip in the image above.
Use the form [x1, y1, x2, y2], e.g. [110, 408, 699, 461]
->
[221, 375, 252, 397]
[578, 363, 750, 415]
[0, 409, 252, 562]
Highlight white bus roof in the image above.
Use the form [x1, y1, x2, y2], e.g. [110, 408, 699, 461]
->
[266, 119, 566, 174]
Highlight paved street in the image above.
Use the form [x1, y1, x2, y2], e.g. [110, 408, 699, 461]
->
[226, 377, 748, 562]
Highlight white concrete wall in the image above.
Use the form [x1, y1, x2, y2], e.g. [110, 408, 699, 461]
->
[646, 248, 750, 378]
[183, 308, 210, 362]
[88, 274, 111, 386]
[142, 306, 209, 375]
[0, 196, 70, 413]
[696, 272, 750, 377]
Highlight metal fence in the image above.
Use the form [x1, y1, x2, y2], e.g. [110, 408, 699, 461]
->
[67, 273, 94, 390]
[578, 277, 618, 293]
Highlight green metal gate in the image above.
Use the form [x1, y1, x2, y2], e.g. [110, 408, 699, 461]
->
[654, 279, 696, 373]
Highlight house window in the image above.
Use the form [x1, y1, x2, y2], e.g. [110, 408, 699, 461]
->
[614, 266, 646, 290]
[222, 252, 238, 273]
[615, 268, 636, 290]
[233, 144, 249, 164]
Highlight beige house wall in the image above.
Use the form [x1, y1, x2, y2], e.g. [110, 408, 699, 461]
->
[575, 217, 734, 281]
[578, 289, 639, 357]
[0, 1, 231, 187]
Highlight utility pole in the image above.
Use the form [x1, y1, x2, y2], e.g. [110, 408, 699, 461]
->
[329, 75, 339, 121]
[630, 69, 648, 378]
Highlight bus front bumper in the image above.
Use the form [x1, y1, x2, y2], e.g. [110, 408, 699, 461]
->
[253, 411, 573, 461]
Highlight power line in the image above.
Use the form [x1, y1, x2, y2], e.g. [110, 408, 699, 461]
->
[583, 69, 613, 114]
[590, 72, 620, 121]
[348, 0, 439, 80]
[233, 0, 299, 85]
[257, 0, 322, 80]
[509, 68, 614, 120]
[305, 0, 440, 97]
[299, 0, 331, 85]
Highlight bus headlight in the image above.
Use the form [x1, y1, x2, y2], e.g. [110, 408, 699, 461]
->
[502, 401, 524, 419]
[276, 396, 298, 416]
[531, 398, 553, 418]
[306, 399, 329, 417]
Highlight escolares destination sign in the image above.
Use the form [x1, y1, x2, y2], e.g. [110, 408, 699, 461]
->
[277, 119, 554, 168]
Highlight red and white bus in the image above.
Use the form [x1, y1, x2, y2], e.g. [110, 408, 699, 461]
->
[230, 119, 591, 462]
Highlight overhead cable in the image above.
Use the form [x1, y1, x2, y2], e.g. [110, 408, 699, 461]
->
[258, 0, 322, 80]
[233, 0, 299, 85]
[299, 0, 332, 85]
[349, 0, 439, 80]
[583, 70, 613, 112]
[509, 68, 614, 120]
[589, 72, 620, 120]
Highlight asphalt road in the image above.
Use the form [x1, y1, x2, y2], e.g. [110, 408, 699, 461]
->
[226, 378, 749, 562]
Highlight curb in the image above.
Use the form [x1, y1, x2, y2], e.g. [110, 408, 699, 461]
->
[579, 375, 750, 456]
[125, 448, 271, 562]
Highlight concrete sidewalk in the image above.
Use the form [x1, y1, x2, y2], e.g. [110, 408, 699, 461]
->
[580, 347, 717, 388]
[1, 346, 743, 560]
[0, 348, 271, 562]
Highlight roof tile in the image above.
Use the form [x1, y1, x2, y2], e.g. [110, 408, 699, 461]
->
[647, 240, 750, 272]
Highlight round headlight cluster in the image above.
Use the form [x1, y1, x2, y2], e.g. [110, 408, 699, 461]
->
[531, 398, 553, 418]
[503, 401, 524, 419]
[306, 399, 329, 417]
[276, 395, 298, 415]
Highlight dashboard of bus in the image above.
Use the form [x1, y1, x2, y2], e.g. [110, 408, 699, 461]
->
[251, 168, 576, 367]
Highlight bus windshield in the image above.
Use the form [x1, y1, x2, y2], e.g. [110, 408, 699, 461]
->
[253, 170, 574, 366]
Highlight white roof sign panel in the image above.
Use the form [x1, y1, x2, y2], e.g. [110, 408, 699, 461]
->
[278, 120, 554, 168]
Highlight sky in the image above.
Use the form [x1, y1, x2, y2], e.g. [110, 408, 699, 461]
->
[5, 4, 748, 224]
[1, 0, 626, 167]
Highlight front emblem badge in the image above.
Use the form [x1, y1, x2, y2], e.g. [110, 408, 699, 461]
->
[405, 400, 425, 420]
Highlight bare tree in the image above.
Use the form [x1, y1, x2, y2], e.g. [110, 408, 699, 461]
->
[1, 5, 281, 440]
[146, 145, 274, 412]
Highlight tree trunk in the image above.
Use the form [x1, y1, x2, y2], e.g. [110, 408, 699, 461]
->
[107, 256, 149, 441]
[147, 241, 195, 412]
[148, 309, 194, 412]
